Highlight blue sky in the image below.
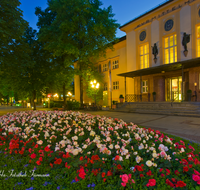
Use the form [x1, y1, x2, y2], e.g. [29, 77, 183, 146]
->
[19, 0, 167, 38]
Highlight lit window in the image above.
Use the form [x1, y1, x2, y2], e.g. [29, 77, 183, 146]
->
[112, 60, 119, 69]
[164, 34, 177, 64]
[104, 83, 108, 91]
[142, 80, 148, 93]
[113, 81, 119, 90]
[103, 63, 108, 72]
[140, 44, 149, 69]
[197, 26, 200, 57]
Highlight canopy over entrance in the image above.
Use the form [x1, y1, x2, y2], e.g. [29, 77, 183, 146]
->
[117, 57, 200, 78]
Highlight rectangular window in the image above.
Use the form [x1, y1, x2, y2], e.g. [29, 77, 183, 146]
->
[113, 81, 119, 90]
[104, 83, 108, 91]
[140, 44, 149, 69]
[103, 63, 108, 72]
[142, 80, 148, 93]
[112, 60, 119, 69]
[164, 34, 177, 64]
[197, 26, 200, 57]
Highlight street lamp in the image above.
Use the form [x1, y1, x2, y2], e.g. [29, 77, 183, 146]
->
[90, 80, 100, 108]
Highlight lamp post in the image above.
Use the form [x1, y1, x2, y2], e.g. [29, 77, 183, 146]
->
[90, 80, 99, 108]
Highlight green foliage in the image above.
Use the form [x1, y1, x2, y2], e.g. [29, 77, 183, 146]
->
[36, 0, 119, 105]
[187, 89, 192, 93]
[152, 92, 156, 95]
[66, 100, 80, 110]
[119, 94, 124, 99]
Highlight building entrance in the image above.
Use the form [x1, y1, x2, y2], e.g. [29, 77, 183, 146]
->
[166, 76, 182, 101]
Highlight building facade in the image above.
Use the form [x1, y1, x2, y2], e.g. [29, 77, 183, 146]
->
[75, 0, 200, 106]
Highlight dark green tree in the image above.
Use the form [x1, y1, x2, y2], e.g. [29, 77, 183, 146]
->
[35, 0, 119, 106]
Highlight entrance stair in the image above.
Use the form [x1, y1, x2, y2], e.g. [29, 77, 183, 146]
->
[115, 102, 200, 117]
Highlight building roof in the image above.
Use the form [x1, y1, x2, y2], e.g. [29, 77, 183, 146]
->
[119, 0, 174, 30]
[117, 57, 200, 78]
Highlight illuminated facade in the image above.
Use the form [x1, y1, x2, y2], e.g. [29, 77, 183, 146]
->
[75, 0, 200, 106]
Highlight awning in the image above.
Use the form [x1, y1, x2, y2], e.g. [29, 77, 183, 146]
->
[118, 57, 200, 78]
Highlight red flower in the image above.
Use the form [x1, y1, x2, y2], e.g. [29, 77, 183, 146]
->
[166, 169, 170, 175]
[146, 179, 156, 187]
[176, 181, 186, 188]
[102, 172, 106, 178]
[107, 171, 112, 176]
[44, 146, 50, 152]
[146, 170, 153, 176]
[140, 174, 144, 178]
[174, 170, 179, 175]
[79, 156, 83, 161]
[135, 165, 143, 171]
[159, 168, 163, 172]
[19, 150, 24, 155]
[117, 164, 122, 170]
[39, 157, 43, 162]
[50, 163, 53, 168]
[54, 158, 62, 165]
[161, 173, 165, 177]
[189, 164, 193, 168]
[183, 166, 189, 172]
[103, 178, 106, 182]
[194, 158, 200, 165]
[166, 179, 174, 188]
[114, 155, 120, 161]
[30, 153, 36, 159]
[36, 161, 41, 165]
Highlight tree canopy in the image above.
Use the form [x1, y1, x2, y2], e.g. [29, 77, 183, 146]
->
[35, 0, 119, 105]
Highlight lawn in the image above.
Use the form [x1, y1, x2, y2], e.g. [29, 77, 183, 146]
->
[0, 110, 200, 190]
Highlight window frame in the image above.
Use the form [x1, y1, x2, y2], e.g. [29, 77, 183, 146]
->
[103, 63, 108, 72]
[140, 43, 149, 69]
[197, 25, 200, 57]
[112, 59, 119, 70]
[142, 80, 148, 93]
[104, 83, 108, 91]
[112, 81, 119, 90]
[164, 33, 177, 64]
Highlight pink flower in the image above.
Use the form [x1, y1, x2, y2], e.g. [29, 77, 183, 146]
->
[131, 179, 135, 183]
[194, 170, 200, 176]
[121, 182, 126, 187]
[120, 174, 129, 183]
[128, 174, 132, 180]
[192, 174, 200, 182]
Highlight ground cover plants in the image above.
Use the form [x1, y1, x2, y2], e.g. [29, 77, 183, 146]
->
[0, 111, 200, 190]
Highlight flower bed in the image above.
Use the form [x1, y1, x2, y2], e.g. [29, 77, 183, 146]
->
[0, 111, 200, 189]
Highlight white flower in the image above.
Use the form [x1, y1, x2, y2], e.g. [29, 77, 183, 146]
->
[109, 144, 113, 149]
[133, 151, 138, 155]
[90, 131, 95, 136]
[82, 144, 87, 149]
[152, 153, 157, 158]
[115, 144, 120, 149]
[136, 155, 142, 163]
[37, 140, 43, 145]
[72, 149, 79, 155]
[146, 160, 153, 167]
[138, 143, 144, 150]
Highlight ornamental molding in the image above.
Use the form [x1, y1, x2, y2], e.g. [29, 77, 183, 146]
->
[134, 0, 196, 30]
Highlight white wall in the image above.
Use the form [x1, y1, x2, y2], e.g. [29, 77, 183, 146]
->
[180, 5, 192, 61]
[126, 30, 136, 71]
[151, 20, 160, 66]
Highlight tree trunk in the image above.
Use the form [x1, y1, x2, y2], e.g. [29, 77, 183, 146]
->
[80, 75, 83, 108]
[63, 83, 66, 110]
[33, 90, 36, 110]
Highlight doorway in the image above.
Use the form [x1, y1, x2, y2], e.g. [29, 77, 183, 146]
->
[166, 76, 182, 101]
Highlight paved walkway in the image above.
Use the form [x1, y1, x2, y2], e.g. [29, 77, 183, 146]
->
[0, 106, 200, 144]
